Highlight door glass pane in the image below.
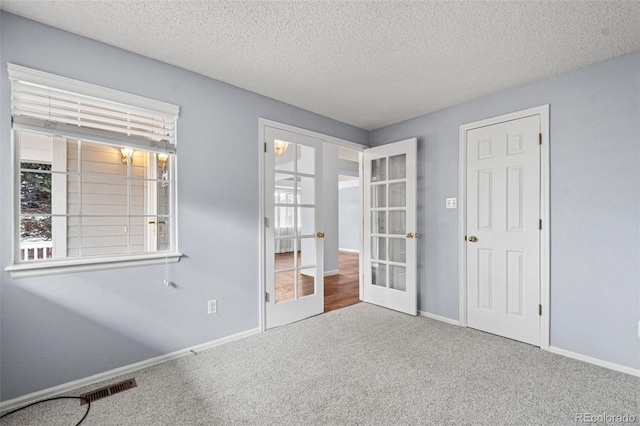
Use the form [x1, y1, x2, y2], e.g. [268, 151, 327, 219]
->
[389, 182, 406, 207]
[275, 175, 295, 199]
[389, 154, 406, 180]
[299, 175, 314, 205]
[389, 211, 406, 234]
[298, 238, 315, 268]
[275, 271, 295, 303]
[371, 211, 386, 234]
[371, 237, 386, 260]
[298, 268, 316, 298]
[156, 182, 171, 216]
[389, 238, 406, 263]
[156, 218, 171, 252]
[372, 262, 387, 287]
[298, 145, 315, 175]
[389, 265, 406, 291]
[275, 239, 296, 270]
[299, 207, 315, 236]
[371, 184, 386, 208]
[275, 206, 296, 237]
[274, 141, 295, 172]
[371, 158, 386, 182]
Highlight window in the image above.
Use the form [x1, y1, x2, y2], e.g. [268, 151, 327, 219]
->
[6, 64, 181, 278]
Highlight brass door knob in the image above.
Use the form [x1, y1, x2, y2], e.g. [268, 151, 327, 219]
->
[468, 235, 478, 242]
[316, 232, 324, 238]
[406, 233, 414, 239]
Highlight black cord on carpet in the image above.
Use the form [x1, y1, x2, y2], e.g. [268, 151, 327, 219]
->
[0, 396, 90, 425]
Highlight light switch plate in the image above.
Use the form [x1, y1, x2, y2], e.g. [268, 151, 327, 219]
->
[446, 198, 457, 209]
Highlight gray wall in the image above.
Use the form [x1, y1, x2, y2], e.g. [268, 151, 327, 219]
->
[323, 144, 339, 273]
[0, 12, 368, 401]
[1, 10, 638, 403]
[370, 52, 640, 370]
[339, 184, 360, 251]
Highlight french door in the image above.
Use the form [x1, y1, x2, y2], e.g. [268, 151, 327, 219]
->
[362, 138, 417, 315]
[264, 126, 324, 329]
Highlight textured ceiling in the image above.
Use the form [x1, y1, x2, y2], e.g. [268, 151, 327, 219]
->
[2, 1, 640, 130]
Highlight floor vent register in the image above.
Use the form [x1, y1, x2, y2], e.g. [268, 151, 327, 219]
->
[79, 378, 137, 405]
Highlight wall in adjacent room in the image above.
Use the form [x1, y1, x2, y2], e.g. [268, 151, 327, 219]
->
[370, 51, 640, 370]
[339, 183, 360, 252]
[0, 12, 368, 402]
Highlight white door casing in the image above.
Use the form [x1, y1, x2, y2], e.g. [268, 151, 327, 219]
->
[459, 106, 550, 348]
[264, 125, 324, 329]
[362, 138, 417, 316]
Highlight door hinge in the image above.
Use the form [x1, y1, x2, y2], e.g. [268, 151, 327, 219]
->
[264, 142, 267, 153]
[539, 133, 542, 145]
[538, 219, 542, 230]
[538, 304, 542, 316]
[265, 292, 270, 303]
[264, 217, 268, 227]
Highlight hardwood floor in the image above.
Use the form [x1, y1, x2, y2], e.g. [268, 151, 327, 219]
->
[324, 251, 360, 312]
[274, 250, 360, 312]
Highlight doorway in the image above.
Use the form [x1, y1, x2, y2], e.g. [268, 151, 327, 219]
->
[259, 119, 366, 330]
[328, 147, 362, 312]
[459, 105, 550, 349]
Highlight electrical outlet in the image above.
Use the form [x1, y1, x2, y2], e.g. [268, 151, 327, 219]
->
[208, 299, 217, 315]
[446, 198, 457, 209]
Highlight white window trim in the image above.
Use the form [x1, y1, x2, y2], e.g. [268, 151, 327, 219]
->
[6, 64, 182, 278]
[5, 253, 182, 279]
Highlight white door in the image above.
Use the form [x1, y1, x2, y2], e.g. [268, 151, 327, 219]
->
[466, 115, 541, 345]
[264, 126, 324, 329]
[363, 138, 417, 315]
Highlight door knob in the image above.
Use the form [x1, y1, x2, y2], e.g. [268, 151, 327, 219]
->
[468, 235, 478, 242]
[316, 232, 324, 238]
[406, 233, 414, 239]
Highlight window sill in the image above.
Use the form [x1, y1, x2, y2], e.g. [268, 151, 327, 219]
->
[5, 253, 182, 279]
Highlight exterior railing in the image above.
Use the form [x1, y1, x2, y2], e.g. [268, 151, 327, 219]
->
[20, 241, 53, 261]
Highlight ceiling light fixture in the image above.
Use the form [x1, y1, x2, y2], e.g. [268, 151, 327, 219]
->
[274, 140, 289, 157]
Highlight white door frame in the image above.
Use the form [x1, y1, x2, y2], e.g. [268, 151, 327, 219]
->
[258, 118, 366, 332]
[458, 105, 550, 350]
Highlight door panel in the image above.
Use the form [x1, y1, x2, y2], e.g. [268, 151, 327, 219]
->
[363, 138, 417, 316]
[466, 115, 540, 345]
[265, 126, 324, 329]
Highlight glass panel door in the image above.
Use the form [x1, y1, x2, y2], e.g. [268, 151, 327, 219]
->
[368, 154, 407, 292]
[273, 142, 317, 303]
[265, 125, 324, 329]
[363, 139, 416, 315]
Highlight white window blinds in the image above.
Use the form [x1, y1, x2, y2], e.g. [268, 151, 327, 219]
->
[8, 64, 179, 154]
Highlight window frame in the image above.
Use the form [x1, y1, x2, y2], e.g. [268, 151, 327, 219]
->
[5, 65, 182, 279]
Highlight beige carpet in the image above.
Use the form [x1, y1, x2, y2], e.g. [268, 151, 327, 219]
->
[1, 303, 638, 425]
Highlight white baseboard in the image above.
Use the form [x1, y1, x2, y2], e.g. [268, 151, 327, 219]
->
[419, 310, 461, 326]
[549, 346, 640, 377]
[338, 248, 360, 254]
[0, 327, 261, 412]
